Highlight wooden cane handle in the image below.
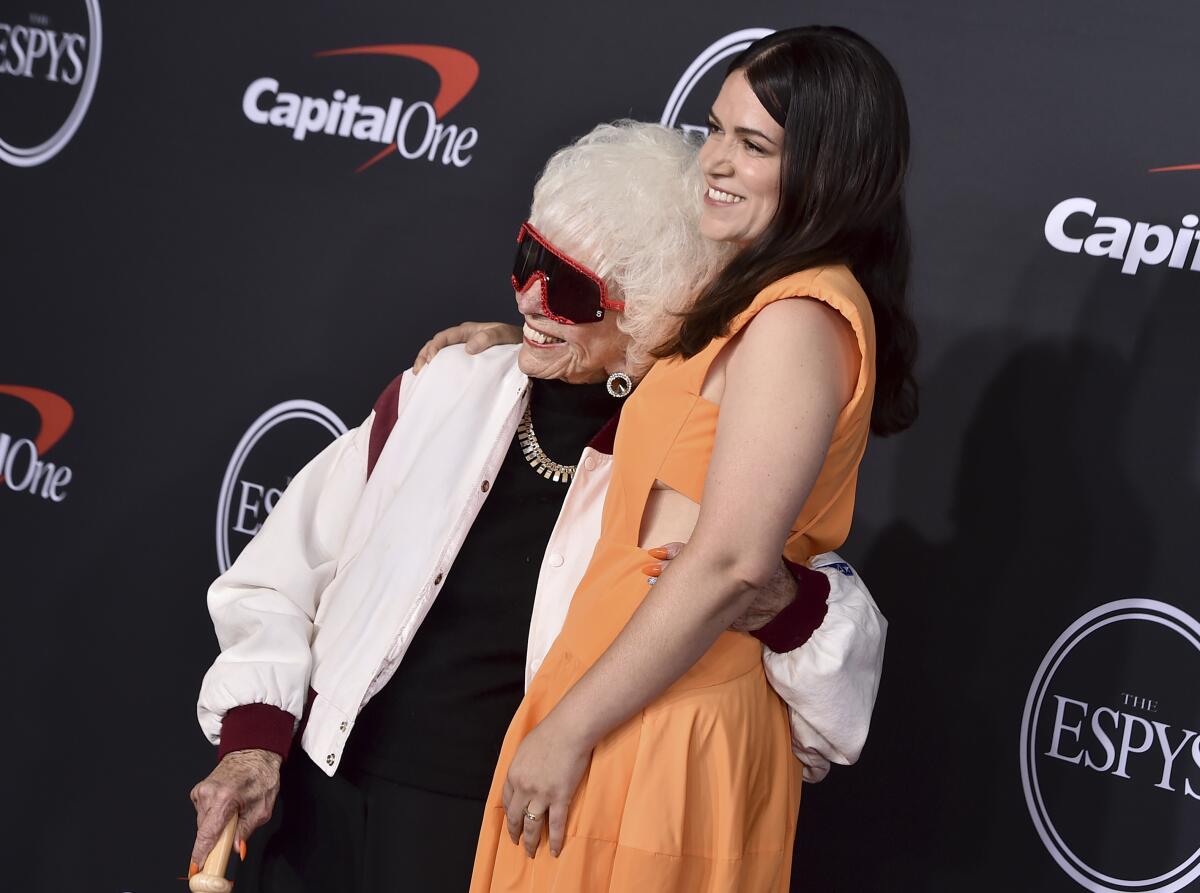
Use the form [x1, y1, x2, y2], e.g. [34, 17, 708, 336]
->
[189, 812, 237, 893]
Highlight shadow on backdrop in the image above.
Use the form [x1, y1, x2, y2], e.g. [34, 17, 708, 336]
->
[790, 258, 1200, 890]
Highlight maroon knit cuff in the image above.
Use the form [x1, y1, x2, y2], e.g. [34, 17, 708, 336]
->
[217, 704, 296, 763]
[750, 559, 832, 653]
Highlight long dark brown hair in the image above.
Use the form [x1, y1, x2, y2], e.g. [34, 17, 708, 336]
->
[656, 26, 919, 435]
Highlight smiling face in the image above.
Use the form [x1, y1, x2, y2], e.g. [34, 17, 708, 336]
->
[698, 69, 786, 245]
[513, 277, 629, 384]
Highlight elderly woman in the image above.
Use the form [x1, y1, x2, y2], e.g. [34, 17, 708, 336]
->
[189, 121, 885, 893]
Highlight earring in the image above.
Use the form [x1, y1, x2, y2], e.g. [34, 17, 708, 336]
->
[606, 371, 632, 398]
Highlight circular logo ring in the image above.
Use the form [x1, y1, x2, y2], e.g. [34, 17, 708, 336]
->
[0, 0, 103, 167]
[215, 400, 347, 572]
[660, 28, 774, 128]
[1020, 599, 1200, 893]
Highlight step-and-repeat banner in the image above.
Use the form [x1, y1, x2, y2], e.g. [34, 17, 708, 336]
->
[4, 2, 1198, 890]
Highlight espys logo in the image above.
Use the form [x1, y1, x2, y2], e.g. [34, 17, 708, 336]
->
[242, 44, 480, 173]
[0, 0, 101, 167]
[0, 385, 75, 502]
[216, 400, 347, 572]
[661, 28, 772, 137]
[1020, 599, 1200, 893]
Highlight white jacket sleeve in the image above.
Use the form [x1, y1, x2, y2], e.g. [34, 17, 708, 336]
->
[761, 552, 887, 783]
[195, 413, 375, 744]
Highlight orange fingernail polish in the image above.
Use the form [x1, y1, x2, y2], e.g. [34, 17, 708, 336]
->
[648, 548, 670, 560]
[641, 564, 662, 576]
[188, 862, 199, 878]
[239, 840, 248, 861]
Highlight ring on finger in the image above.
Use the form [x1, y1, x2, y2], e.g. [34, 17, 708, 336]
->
[523, 809, 544, 822]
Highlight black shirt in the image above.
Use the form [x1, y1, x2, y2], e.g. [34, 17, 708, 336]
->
[340, 376, 617, 799]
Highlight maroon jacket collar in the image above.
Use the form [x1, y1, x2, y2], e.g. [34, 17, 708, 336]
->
[585, 407, 622, 455]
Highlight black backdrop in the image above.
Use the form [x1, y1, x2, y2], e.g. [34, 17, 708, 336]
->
[5, 2, 1200, 891]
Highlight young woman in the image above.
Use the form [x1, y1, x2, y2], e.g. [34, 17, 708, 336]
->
[456, 26, 919, 891]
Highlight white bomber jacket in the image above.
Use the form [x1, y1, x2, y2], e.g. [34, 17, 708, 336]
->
[197, 345, 887, 783]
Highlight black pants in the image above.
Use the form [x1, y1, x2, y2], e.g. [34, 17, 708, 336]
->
[236, 753, 486, 893]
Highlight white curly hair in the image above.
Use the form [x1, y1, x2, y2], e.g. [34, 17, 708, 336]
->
[529, 120, 734, 375]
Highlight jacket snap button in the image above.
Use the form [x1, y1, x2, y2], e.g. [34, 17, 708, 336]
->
[326, 753, 335, 766]
[481, 480, 490, 492]
[339, 721, 348, 732]
[584, 457, 598, 471]
[435, 573, 443, 585]
[548, 553, 564, 568]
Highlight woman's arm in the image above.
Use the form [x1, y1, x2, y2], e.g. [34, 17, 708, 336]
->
[190, 418, 372, 868]
[761, 554, 888, 782]
[504, 297, 858, 856]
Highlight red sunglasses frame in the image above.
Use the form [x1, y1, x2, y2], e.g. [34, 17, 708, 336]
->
[511, 221, 625, 325]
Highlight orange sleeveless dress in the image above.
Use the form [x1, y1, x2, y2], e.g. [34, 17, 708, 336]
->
[470, 265, 877, 892]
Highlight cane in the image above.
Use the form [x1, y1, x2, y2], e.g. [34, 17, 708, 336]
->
[189, 812, 238, 893]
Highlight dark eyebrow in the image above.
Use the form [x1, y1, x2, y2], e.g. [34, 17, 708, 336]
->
[706, 110, 777, 146]
[734, 126, 776, 146]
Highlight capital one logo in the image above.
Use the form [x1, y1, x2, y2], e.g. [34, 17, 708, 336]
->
[1043, 158, 1200, 276]
[216, 400, 347, 572]
[0, 0, 102, 166]
[242, 44, 480, 173]
[0, 385, 75, 502]
[1021, 600, 1200, 892]
[660, 28, 773, 137]
[1045, 198, 1200, 275]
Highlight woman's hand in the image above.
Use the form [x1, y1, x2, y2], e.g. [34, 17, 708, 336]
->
[189, 749, 282, 871]
[502, 713, 592, 858]
[645, 541, 796, 632]
[413, 321, 523, 373]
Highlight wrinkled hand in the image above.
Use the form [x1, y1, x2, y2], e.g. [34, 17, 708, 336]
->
[413, 321, 523, 373]
[644, 541, 796, 632]
[730, 558, 797, 631]
[189, 749, 282, 869]
[502, 714, 591, 858]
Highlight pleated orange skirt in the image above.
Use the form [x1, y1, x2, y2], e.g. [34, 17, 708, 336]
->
[469, 539, 802, 892]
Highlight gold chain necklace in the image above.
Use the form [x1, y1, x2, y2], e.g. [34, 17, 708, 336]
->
[517, 404, 576, 483]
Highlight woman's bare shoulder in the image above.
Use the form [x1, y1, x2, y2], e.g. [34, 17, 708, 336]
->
[730, 297, 858, 408]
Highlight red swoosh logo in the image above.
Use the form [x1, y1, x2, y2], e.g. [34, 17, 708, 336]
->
[313, 44, 480, 173]
[1149, 163, 1200, 172]
[0, 385, 74, 484]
